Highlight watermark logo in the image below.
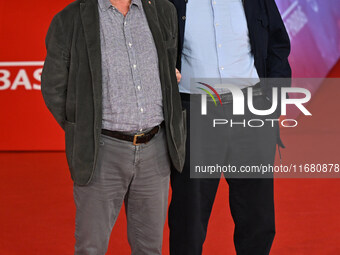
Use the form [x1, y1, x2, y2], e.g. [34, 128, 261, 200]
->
[196, 82, 222, 107]
[198, 82, 312, 117]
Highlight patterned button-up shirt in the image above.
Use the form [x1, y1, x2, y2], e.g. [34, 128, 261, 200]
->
[98, 0, 163, 132]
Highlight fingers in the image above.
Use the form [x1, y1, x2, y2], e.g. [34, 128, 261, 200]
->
[175, 68, 182, 84]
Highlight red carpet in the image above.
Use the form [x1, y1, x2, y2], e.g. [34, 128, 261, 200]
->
[1, 62, 340, 254]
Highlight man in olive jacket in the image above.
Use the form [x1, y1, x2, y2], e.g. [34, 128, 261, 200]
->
[41, 0, 185, 254]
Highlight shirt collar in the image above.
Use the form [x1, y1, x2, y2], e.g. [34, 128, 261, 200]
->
[131, 0, 142, 9]
[98, 0, 112, 12]
[98, 0, 142, 12]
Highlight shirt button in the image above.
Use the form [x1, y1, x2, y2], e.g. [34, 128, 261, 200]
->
[124, 21, 127, 25]
[220, 67, 224, 70]
[218, 44, 222, 48]
[137, 85, 141, 90]
[212, 1, 216, 4]
[215, 23, 219, 26]
[133, 64, 137, 69]
[140, 108, 144, 113]
[182, 16, 186, 21]
[128, 42, 132, 47]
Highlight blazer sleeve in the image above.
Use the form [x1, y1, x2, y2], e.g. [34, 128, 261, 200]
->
[41, 14, 70, 130]
[265, 0, 292, 78]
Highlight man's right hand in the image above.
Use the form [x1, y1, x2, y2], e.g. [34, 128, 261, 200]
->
[175, 68, 181, 84]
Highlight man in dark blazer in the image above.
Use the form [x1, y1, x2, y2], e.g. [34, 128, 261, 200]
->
[168, 0, 291, 254]
[41, 0, 185, 254]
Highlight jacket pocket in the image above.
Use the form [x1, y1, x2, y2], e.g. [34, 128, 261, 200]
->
[164, 37, 177, 49]
[64, 120, 76, 171]
[257, 15, 269, 60]
[257, 16, 269, 28]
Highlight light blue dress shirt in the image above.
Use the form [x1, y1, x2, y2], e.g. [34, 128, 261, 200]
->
[179, 0, 260, 94]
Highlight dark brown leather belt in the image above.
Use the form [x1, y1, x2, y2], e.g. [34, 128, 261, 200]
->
[101, 124, 161, 145]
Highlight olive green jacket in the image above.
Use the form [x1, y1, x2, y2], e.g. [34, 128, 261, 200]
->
[41, 0, 186, 185]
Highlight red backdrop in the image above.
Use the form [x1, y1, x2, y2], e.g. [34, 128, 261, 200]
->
[0, 0, 74, 151]
[0, 0, 339, 151]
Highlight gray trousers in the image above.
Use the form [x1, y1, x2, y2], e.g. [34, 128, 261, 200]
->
[73, 126, 170, 255]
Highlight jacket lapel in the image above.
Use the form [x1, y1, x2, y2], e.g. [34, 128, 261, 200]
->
[141, 0, 166, 59]
[141, 0, 168, 101]
[80, 0, 102, 120]
[243, 0, 255, 31]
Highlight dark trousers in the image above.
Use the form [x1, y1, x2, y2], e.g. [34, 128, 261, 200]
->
[169, 93, 276, 255]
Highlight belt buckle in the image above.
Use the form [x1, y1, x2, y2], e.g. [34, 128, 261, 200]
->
[133, 133, 144, 145]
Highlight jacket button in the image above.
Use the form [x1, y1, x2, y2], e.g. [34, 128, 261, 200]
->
[182, 16, 186, 21]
